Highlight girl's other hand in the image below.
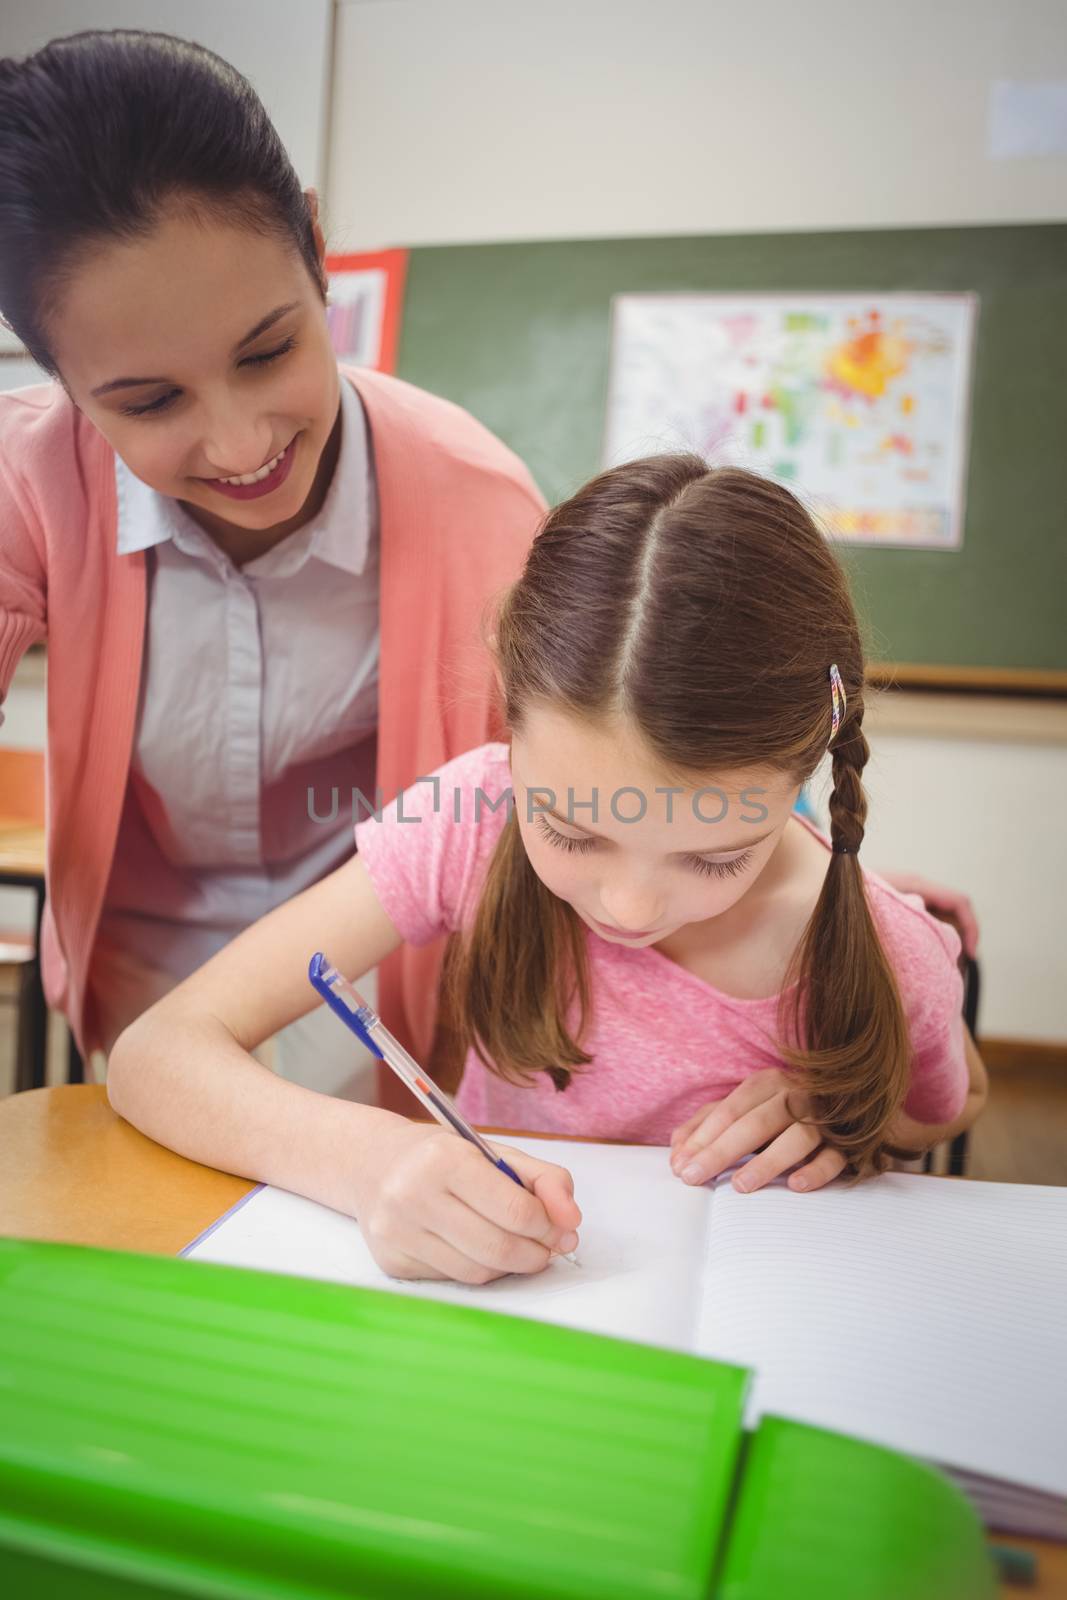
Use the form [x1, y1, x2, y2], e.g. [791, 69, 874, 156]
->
[349, 1118, 582, 1283]
[669, 1070, 847, 1193]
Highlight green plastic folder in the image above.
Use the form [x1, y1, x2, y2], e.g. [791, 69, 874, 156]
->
[0, 1239, 995, 1600]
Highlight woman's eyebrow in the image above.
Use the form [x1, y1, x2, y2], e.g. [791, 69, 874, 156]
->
[544, 806, 775, 855]
[90, 301, 302, 397]
[232, 300, 300, 353]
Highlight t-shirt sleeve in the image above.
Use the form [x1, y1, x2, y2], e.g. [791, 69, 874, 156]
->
[354, 743, 513, 947]
[874, 889, 969, 1125]
[0, 443, 48, 719]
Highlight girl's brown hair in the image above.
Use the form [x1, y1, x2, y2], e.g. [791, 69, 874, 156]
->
[449, 455, 911, 1175]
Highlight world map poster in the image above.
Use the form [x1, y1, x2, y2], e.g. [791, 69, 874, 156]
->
[602, 292, 977, 548]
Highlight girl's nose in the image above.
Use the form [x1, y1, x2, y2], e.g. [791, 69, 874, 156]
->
[598, 883, 664, 934]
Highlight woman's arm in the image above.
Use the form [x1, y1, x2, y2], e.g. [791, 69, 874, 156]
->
[887, 1023, 989, 1153]
[107, 855, 581, 1280]
[0, 446, 49, 720]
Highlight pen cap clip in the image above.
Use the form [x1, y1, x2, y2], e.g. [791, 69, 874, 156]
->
[308, 953, 383, 1059]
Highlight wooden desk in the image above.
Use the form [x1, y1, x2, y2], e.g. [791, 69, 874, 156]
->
[1, 1084, 1061, 1597]
[0, 1083, 253, 1252]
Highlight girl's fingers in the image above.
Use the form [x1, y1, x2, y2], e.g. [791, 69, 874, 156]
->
[671, 1103, 735, 1164]
[375, 1220, 528, 1286]
[670, 1104, 715, 1147]
[369, 1239, 455, 1283]
[787, 1145, 848, 1192]
[403, 1229, 508, 1285]
[495, 1145, 583, 1238]
[671, 1095, 752, 1168]
[671, 1075, 788, 1167]
[675, 1098, 793, 1185]
[429, 1192, 556, 1278]
[731, 1121, 822, 1192]
[449, 1145, 579, 1252]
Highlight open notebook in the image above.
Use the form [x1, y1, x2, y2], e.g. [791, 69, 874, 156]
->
[186, 1137, 1067, 1539]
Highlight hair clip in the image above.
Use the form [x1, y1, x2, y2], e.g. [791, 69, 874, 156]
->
[828, 663, 846, 743]
[832, 841, 858, 855]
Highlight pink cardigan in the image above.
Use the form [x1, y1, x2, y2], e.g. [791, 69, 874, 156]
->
[0, 367, 544, 1070]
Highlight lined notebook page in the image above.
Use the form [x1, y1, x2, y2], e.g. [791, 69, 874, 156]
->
[186, 1136, 711, 1352]
[695, 1174, 1067, 1496]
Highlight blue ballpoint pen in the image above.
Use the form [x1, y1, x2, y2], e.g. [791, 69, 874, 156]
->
[308, 952, 579, 1263]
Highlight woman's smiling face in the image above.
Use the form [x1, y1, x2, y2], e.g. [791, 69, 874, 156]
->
[510, 704, 801, 946]
[46, 195, 339, 534]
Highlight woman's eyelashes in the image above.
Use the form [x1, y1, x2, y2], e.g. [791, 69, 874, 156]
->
[121, 389, 180, 418]
[533, 816, 752, 878]
[118, 336, 299, 417]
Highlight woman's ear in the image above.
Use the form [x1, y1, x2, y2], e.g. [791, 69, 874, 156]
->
[303, 185, 328, 287]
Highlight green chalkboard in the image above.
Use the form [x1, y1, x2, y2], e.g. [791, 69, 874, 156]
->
[395, 224, 1067, 677]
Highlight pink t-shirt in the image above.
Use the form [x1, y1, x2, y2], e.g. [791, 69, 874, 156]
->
[355, 743, 967, 1144]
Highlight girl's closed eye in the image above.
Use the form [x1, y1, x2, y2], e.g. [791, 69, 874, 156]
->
[119, 336, 299, 417]
[535, 816, 753, 879]
[535, 815, 596, 854]
[688, 851, 753, 880]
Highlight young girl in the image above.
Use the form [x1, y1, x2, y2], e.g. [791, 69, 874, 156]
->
[108, 456, 986, 1283]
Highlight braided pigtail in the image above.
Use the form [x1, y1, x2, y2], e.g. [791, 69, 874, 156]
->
[781, 695, 914, 1176]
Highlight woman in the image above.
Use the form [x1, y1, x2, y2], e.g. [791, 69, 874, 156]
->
[0, 30, 543, 1081]
[0, 30, 976, 1088]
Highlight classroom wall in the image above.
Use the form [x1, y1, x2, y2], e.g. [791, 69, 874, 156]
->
[328, 0, 1067, 250]
[812, 704, 1067, 1046]
[1, 0, 332, 190]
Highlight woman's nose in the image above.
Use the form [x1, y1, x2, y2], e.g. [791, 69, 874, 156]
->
[200, 418, 275, 478]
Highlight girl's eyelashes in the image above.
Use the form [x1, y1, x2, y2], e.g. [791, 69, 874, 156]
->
[535, 816, 596, 854]
[535, 816, 753, 879]
[118, 335, 299, 417]
[689, 851, 752, 879]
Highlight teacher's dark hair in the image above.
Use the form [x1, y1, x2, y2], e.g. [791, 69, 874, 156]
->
[0, 30, 325, 374]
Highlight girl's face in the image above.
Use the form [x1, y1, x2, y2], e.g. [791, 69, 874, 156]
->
[510, 704, 801, 947]
[47, 196, 339, 535]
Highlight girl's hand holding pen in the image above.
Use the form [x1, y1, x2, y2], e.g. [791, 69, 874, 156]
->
[348, 1117, 582, 1283]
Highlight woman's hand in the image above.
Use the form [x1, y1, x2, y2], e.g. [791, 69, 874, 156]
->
[669, 1071, 847, 1193]
[348, 1118, 582, 1283]
[878, 871, 979, 959]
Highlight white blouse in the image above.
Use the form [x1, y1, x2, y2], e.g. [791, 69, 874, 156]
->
[98, 374, 379, 980]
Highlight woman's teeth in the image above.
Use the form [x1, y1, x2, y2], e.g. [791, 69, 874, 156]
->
[217, 445, 286, 486]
